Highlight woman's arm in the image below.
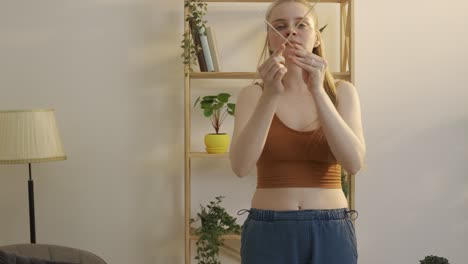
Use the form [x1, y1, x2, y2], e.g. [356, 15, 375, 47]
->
[311, 81, 367, 174]
[229, 85, 281, 178]
[288, 46, 366, 173]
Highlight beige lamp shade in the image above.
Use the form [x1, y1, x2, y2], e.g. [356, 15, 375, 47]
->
[0, 108, 67, 164]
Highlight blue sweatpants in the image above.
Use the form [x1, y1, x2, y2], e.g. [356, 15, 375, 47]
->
[237, 207, 358, 264]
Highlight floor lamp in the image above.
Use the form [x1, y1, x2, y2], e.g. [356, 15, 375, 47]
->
[0, 109, 67, 243]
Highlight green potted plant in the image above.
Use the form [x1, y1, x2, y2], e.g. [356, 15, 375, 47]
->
[420, 255, 450, 264]
[190, 196, 242, 264]
[194, 92, 235, 154]
[181, 0, 207, 75]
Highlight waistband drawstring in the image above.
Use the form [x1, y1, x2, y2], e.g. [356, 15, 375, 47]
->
[346, 209, 358, 220]
[237, 209, 251, 216]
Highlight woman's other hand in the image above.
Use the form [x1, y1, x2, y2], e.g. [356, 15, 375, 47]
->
[288, 43, 328, 92]
[257, 44, 287, 96]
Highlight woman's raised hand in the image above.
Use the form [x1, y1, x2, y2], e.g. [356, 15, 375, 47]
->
[288, 43, 328, 93]
[257, 44, 287, 96]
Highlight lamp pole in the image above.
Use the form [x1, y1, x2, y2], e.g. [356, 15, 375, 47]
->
[28, 163, 36, 244]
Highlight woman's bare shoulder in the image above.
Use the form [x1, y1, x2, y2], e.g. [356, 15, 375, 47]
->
[334, 79, 347, 86]
[334, 79, 357, 96]
[234, 83, 264, 120]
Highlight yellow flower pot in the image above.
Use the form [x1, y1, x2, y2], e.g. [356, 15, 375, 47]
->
[204, 133, 230, 154]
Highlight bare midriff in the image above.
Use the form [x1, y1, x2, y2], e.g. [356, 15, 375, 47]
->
[251, 187, 348, 210]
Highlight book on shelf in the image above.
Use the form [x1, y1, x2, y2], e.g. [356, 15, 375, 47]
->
[206, 26, 222, 72]
[198, 26, 214, 72]
[189, 19, 207, 72]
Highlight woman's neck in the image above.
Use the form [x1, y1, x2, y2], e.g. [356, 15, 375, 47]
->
[281, 62, 311, 95]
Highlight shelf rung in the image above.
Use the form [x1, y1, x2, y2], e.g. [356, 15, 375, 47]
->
[190, 234, 241, 241]
[190, 152, 229, 158]
[190, 72, 258, 79]
[203, 0, 343, 3]
[190, 71, 350, 80]
[190, 227, 241, 241]
[220, 244, 241, 259]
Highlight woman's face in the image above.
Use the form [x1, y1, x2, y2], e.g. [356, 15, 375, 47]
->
[267, 2, 318, 56]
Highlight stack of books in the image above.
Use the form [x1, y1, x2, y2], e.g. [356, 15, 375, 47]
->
[189, 20, 222, 72]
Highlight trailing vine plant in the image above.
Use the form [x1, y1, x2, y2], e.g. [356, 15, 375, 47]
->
[190, 196, 241, 264]
[181, 0, 208, 74]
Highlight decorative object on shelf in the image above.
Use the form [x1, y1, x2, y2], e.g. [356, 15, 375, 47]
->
[419, 255, 450, 264]
[206, 26, 222, 72]
[193, 93, 235, 154]
[198, 25, 214, 72]
[0, 109, 67, 244]
[190, 196, 241, 264]
[181, 0, 208, 74]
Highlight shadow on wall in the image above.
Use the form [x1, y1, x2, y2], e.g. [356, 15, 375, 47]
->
[126, 6, 185, 263]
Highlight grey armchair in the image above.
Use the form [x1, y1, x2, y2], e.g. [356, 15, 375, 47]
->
[0, 244, 106, 264]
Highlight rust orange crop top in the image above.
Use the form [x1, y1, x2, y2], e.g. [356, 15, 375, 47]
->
[256, 113, 342, 188]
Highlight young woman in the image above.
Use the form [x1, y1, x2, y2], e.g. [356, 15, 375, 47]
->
[229, 0, 366, 263]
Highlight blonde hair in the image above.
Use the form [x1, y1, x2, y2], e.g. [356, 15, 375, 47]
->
[255, 0, 338, 108]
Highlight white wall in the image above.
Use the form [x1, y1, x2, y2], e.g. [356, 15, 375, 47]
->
[355, 0, 468, 263]
[0, 0, 467, 264]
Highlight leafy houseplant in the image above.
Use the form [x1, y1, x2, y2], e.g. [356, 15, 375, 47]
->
[420, 255, 450, 264]
[190, 196, 242, 264]
[194, 93, 235, 154]
[181, 0, 207, 74]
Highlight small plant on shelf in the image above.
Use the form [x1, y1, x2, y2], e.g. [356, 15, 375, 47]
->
[190, 196, 242, 264]
[194, 93, 235, 134]
[181, 0, 207, 74]
[420, 255, 450, 264]
[193, 93, 235, 154]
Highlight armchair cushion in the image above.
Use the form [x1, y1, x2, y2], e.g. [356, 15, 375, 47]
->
[0, 250, 73, 264]
[0, 244, 105, 264]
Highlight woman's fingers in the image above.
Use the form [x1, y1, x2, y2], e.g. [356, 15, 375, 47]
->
[258, 52, 285, 72]
[290, 53, 325, 72]
[273, 44, 286, 56]
[265, 44, 286, 73]
[267, 55, 285, 68]
[265, 62, 286, 80]
[291, 57, 315, 72]
[269, 56, 286, 70]
[288, 44, 328, 71]
[291, 56, 324, 69]
[259, 51, 286, 80]
[290, 46, 326, 64]
[257, 44, 289, 82]
[273, 65, 287, 81]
